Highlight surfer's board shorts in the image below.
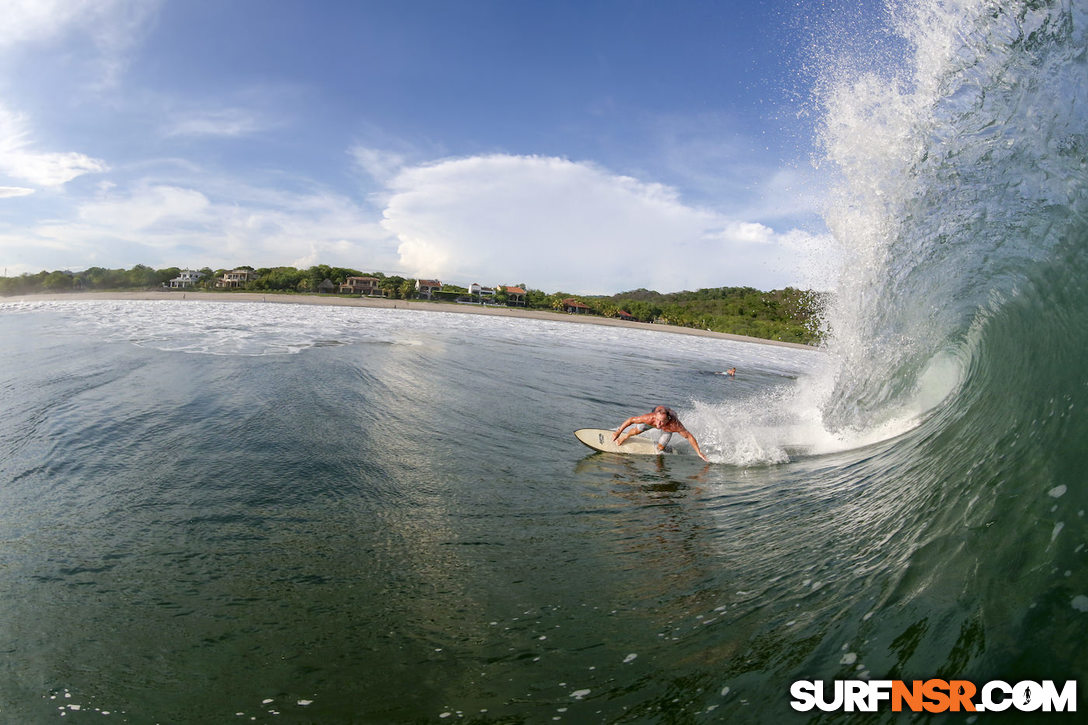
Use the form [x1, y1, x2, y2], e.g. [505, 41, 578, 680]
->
[635, 424, 673, 450]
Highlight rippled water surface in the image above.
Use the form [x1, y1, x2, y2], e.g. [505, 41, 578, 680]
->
[2, 301, 831, 723]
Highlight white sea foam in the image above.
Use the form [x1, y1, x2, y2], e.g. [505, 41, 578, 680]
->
[16, 299, 815, 364]
[691, 352, 961, 465]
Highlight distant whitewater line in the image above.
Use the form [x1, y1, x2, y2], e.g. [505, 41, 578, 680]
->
[0, 289, 816, 350]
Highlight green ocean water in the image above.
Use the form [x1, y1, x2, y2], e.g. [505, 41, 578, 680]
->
[1, 279, 1085, 725]
[1, 302, 830, 722]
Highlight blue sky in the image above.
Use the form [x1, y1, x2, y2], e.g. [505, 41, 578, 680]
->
[0, 0, 891, 293]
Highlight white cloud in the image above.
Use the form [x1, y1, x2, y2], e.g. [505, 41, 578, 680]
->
[382, 154, 817, 293]
[164, 108, 270, 138]
[350, 146, 408, 182]
[0, 149, 828, 293]
[0, 0, 161, 87]
[0, 0, 93, 48]
[722, 221, 776, 245]
[1, 180, 398, 272]
[0, 103, 108, 187]
[2, 150, 109, 188]
[78, 185, 211, 233]
[0, 186, 35, 198]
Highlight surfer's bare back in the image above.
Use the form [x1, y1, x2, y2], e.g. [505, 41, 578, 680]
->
[613, 405, 709, 461]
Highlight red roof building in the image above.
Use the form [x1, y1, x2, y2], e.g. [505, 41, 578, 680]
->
[562, 298, 592, 314]
[416, 279, 442, 299]
[501, 285, 527, 306]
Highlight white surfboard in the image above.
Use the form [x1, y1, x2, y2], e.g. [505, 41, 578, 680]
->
[574, 428, 671, 455]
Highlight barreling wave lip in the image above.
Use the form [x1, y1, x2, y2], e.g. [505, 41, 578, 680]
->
[698, 350, 963, 467]
[779, 347, 968, 461]
[782, 409, 933, 462]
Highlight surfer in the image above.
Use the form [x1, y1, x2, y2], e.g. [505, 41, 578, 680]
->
[612, 405, 709, 461]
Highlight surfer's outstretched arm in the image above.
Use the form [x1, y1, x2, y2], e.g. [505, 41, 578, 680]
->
[678, 430, 710, 462]
[613, 417, 638, 444]
[613, 414, 652, 444]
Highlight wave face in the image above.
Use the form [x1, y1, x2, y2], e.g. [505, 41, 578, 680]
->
[788, 0, 1088, 685]
[815, 0, 1088, 432]
[693, 1, 1088, 466]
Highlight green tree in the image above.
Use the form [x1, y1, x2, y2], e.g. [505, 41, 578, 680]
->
[41, 270, 73, 291]
[252, 266, 304, 291]
[158, 267, 182, 286]
[525, 289, 549, 308]
[380, 276, 406, 298]
[126, 264, 161, 288]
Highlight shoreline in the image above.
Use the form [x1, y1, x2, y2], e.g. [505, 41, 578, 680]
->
[1, 290, 817, 350]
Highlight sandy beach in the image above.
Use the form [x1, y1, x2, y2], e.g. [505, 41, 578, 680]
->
[1, 290, 816, 350]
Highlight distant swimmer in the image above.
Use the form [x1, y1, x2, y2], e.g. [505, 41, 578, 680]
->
[726, 367, 736, 377]
[612, 405, 709, 461]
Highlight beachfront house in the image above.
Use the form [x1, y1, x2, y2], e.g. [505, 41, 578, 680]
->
[500, 285, 527, 307]
[416, 279, 442, 299]
[562, 298, 593, 315]
[317, 279, 337, 294]
[469, 283, 495, 302]
[615, 309, 636, 321]
[339, 276, 383, 296]
[216, 269, 258, 288]
[167, 270, 204, 288]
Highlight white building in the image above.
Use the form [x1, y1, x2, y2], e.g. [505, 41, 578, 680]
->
[217, 269, 258, 288]
[167, 270, 204, 288]
[469, 283, 495, 301]
[416, 279, 442, 299]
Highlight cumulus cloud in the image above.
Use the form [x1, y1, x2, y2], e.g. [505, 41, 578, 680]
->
[1, 180, 398, 272]
[0, 103, 108, 187]
[1, 147, 826, 293]
[382, 154, 818, 293]
[722, 221, 777, 245]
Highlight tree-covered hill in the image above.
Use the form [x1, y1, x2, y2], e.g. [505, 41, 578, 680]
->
[596, 286, 825, 344]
